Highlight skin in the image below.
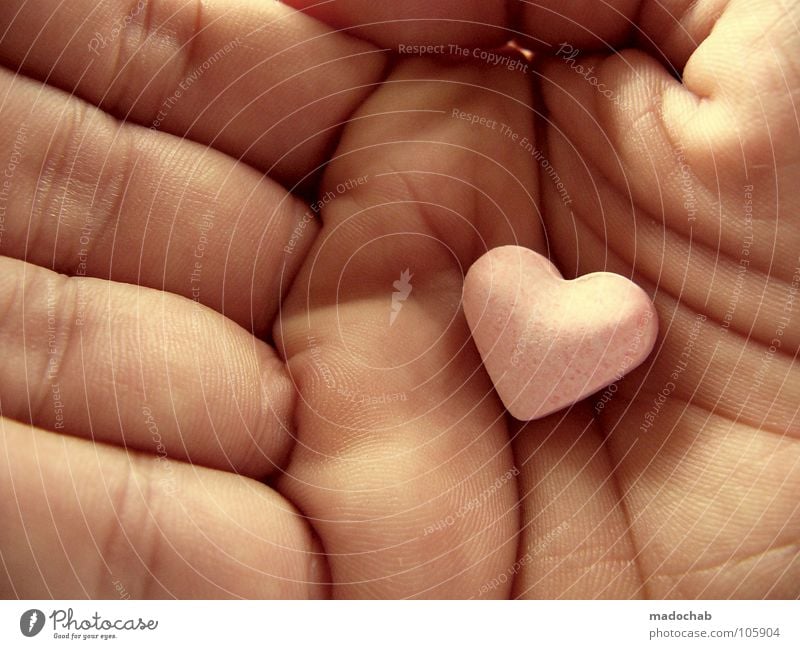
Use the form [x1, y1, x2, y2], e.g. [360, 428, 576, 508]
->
[0, 0, 797, 599]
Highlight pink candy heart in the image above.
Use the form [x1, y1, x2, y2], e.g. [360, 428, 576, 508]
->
[462, 246, 658, 420]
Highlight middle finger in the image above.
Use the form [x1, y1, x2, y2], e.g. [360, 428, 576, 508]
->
[0, 67, 317, 334]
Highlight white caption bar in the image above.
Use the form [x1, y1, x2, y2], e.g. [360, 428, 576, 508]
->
[0, 600, 797, 647]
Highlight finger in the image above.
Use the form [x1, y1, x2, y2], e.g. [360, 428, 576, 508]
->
[0, 0, 386, 183]
[282, 0, 508, 49]
[515, 0, 641, 52]
[0, 417, 327, 598]
[275, 58, 542, 598]
[636, 0, 732, 71]
[0, 256, 295, 478]
[0, 68, 316, 334]
[510, 408, 643, 599]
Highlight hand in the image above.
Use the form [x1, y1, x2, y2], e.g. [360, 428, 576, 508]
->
[0, 0, 797, 599]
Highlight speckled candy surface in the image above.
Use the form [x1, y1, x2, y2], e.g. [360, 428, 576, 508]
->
[462, 246, 659, 420]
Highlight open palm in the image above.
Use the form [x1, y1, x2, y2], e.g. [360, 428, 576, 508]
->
[1, 0, 797, 598]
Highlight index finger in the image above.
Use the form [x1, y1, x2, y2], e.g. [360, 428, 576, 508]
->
[0, 0, 386, 185]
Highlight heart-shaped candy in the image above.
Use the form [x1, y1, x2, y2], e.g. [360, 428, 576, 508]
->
[462, 246, 658, 420]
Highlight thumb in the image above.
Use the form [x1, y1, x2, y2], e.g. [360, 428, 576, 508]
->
[273, 56, 542, 598]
